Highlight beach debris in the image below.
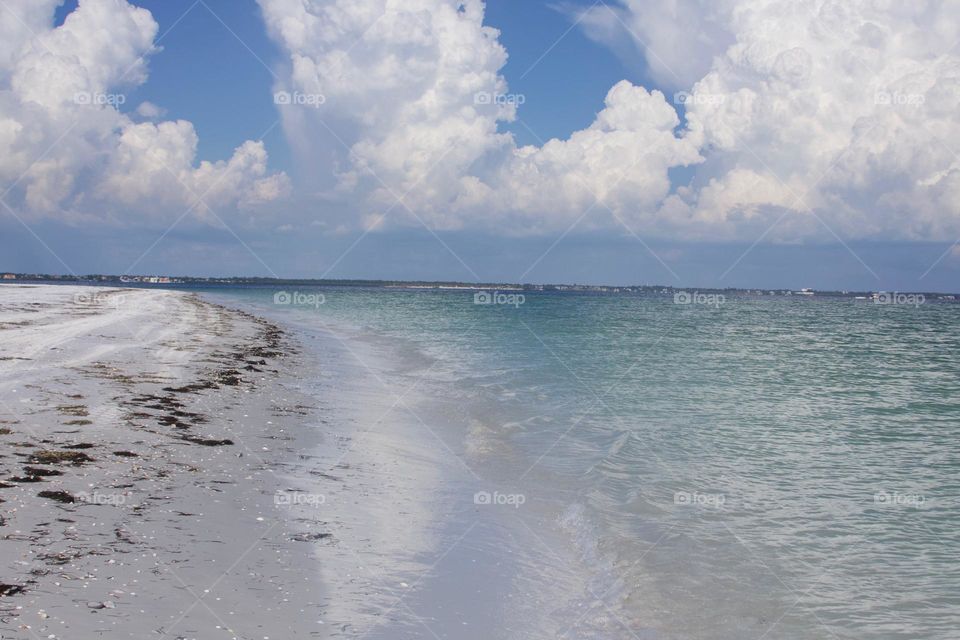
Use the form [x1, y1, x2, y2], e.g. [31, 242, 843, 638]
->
[161, 381, 217, 394]
[9, 475, 43, 483]
[308, 470, 341, 481]
[28, 450, 93, 465]
[0, 584, 27, 597]
[37, 490, 75, 503]
[115, 528, 135, 544]
[56, 405, 88, 417]
[157, 415, 191, 429]
[290, 532, 332, 542]
[23, 466, 63, 476]
[38, 552, 73, 565]
[112, 451, 138, 457]
[86, 600, 115, 609]
[215, 369, 243, 386]
[181, 436, 233, 446]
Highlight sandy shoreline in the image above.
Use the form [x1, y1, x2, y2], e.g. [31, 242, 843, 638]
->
[0, 285, 331, 639]
[1, 284, 596, 640]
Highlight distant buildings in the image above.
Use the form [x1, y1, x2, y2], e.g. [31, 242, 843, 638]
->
[0, 273, 181, 284]
[117, 275, 175, 284]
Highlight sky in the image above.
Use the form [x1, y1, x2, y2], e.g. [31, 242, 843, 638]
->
[2, 0, 960, 292]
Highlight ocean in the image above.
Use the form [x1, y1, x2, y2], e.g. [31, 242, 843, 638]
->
[203, 285, 960, 639]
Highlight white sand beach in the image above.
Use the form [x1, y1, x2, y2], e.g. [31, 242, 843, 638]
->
[0, 285, 329, 639]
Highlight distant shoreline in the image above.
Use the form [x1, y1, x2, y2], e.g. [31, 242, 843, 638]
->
[2, 273, 957, 300]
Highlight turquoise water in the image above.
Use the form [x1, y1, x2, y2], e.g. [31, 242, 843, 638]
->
[209, 287, 960, 639]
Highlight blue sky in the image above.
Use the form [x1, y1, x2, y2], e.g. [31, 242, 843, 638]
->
[111, 0, 630, 167]
[50, 0, 627, 170]
[3, 0, 960, 291]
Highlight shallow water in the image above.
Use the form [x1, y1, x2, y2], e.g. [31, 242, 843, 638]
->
[207, 287, 960, 639]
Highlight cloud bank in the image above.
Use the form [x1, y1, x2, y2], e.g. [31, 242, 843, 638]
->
[3, 0, 958, 245]
[260, 0, 960, 241]
[258, 0, 702, 233]
[0, 0, 288, 223]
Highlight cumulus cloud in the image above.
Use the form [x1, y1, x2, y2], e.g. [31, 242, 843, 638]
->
[0, 0, 288, 223]
[135, 100, 166, 119]
[572, 0, 734, 91]
[9, 0, 954, 242]
[258, 0, 701, 232]
[485, 80, 702, 232]
[259, 0, 960, 241]
[569, 0, 960, 240]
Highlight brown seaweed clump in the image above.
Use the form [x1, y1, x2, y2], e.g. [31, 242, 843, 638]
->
[28, 450, 94, 465]
[0, 584, 27, 597]
[37, 490, 75, 503]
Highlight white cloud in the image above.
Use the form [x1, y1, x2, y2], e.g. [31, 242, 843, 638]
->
[259, 0, 960, 242]
[0, 0, 61, 83]
[6, 0, 957, 243]
[0, 0, 288, 222]
[572, 0, 734, 90]
[485, 80, 702, 232]
[135, 100, 166, 119]
[258, 0, 701, 232]
[589, 0, 960, 240]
